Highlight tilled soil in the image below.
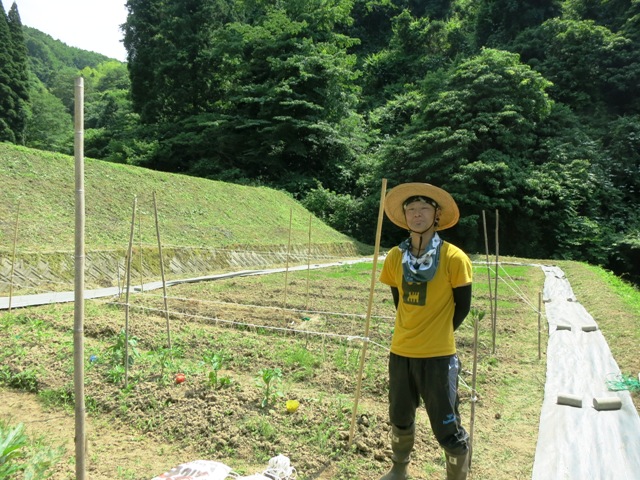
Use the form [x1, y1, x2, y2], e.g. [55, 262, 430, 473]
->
[1, 263, 547, 479]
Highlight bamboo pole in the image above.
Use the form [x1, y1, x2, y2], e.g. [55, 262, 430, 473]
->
[348, 178, 387, 448]
[139, 211, 144, 292]
[481, 210, 494, 344]
[305, 213, 312, 310]
[73, 76, 87, 480]
[124, 196, 137, 389]
[153, 192, 171, 349]
[282, 208, 293, 320]
[8, 205, 19, 313]
[492, 210, 500, 353]
[116, 259, 122, 301]
[468, 309, 485, 469]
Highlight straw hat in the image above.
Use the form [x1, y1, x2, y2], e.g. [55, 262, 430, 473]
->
[384, 183, 459, 231]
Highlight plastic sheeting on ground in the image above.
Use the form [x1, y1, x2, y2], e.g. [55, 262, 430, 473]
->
[151, 454, 296, 479]
[532, 266, 640, 479]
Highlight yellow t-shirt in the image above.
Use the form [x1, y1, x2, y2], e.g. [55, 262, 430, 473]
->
[379, 241, 472, 358]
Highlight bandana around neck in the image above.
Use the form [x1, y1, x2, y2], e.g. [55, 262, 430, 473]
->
[398, 232, 442, 283]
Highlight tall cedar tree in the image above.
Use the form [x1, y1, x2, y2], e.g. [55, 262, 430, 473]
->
[0, 0, 20, 142]
[124, 0, 235, 123]
[7, 2, 30, 143]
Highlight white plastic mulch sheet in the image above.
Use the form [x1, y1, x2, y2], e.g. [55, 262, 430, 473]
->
[151, 460, 233, 480]
[532, 266, 640, 479]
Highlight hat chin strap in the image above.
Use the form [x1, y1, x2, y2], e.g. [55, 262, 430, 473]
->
[408, 218, 437, 253]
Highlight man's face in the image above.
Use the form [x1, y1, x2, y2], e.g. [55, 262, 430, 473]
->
[404, 200, 438, 232]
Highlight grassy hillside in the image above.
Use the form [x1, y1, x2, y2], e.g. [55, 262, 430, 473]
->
[0, 143, 363, 254]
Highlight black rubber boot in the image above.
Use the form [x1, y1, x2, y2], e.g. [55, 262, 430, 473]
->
[379, 425, 415, 480]
[445, 451, 469, 480]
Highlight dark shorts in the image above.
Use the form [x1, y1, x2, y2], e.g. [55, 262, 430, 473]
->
[388, 352, 469, 455]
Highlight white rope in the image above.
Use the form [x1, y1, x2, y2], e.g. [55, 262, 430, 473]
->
[476, 262, 546, 317]
[110, 301, 379, 346]
[136, 291, 395, 321]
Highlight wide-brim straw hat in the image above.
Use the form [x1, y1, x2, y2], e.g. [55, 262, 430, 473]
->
[385, 182, 460, 231]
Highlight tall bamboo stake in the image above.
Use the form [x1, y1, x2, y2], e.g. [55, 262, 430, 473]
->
[468, 309, 485, 469]
[73, 76, 87, 480]
[8, 205, 19, 313]
[124, 196, 137, 389]
[139, 212, 144, 292]
[481, 210, 494, 343]
[305, 213, 312, 310]
[153, 192, 171, 349]
[282, 208, 293, 320]
[492, 210, 500, 353]
[348, 178, 387, 447]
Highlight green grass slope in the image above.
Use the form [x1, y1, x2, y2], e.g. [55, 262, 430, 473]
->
[0, 143, 362, 254]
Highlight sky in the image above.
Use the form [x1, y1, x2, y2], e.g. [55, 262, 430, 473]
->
[9, 0, 128, 62]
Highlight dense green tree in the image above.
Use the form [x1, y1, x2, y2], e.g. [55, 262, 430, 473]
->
[128, 0, 365, 196]
[475, 0, 561, 48]
[512, 18, 640, 116]
[359, 10, 468, 110]
[563, 0, 633, 31]
[0, 0, 29, 143]
[0, 0, 15, 142]
[7, 2, 29, 143]
[124, 0, 237, 123]
[24, 77, 73, 152]
[377, 49, 556, 251]
[601, 115, 640, 209]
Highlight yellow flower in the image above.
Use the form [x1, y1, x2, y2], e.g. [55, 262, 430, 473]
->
[286, 399, 300, 413]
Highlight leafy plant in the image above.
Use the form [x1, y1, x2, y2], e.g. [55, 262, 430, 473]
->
[203, 352, 232, 389]
[0, 366, 40, 393]
[105, 329, 140, 368]
[0, 421, 27, 478]
[106, 364, 126, 384]
[0, 420, 62, 479]
[255, 367, 284, 409]
[151, 347, 175, 382]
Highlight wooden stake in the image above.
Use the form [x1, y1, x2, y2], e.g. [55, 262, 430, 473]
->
[468, 309, 485, 469]
[153, 192, 171, 349]
[138, 210, 144, 292]
[282, 208, 293, 320]
[492, 210, 500, 354]
[8, 204, 19, 313]
[348, 178, 387, 448]
[481, 210, 493, 344]
[124, 196, 137, 389]
[73, 76, 87, 480]
[305, 213, 312, 310]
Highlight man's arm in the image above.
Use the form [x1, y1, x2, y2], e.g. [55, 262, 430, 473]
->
[452, 284, 472, 331]
[391, 287, 399, 310]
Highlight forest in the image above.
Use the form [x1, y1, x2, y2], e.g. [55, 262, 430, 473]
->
[1, 0, 639, 284]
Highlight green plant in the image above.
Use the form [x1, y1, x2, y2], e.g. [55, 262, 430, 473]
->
[0, 420, 63, 479]
[0, 366, 40, 393]
[151, 347, 175, 382]
[106, 364, 126, 384]
[203, 352, 232, 389]
[106, 329, 140, 368]
[255, 367, 284, 408]
[39, 385, 74, 410]
[0, 421, 27, 478]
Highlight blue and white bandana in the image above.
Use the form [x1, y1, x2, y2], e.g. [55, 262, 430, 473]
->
[398, 232, 442, 283]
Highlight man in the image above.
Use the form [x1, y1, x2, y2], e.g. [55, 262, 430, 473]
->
[378, 182, 472, 480]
